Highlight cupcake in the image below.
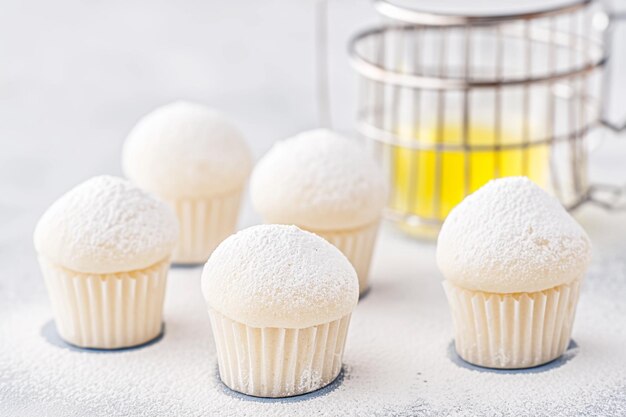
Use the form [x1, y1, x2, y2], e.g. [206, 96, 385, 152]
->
[250, 129, 386, 294]
[201, 224, 359, 397]
[437, 177, 592, 369]
[122, 101, 252, 264]
[34, 175, 178, 349]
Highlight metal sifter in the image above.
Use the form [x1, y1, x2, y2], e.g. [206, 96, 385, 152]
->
[349, 0, 626, 238]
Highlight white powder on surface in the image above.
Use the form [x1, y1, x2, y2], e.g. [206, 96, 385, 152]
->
[2, 223, 625, 417]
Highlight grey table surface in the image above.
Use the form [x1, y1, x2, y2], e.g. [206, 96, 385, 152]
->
[1, 1, 626, 416]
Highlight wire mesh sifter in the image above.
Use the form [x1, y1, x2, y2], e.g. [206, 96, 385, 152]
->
[349, 0, 626, 238]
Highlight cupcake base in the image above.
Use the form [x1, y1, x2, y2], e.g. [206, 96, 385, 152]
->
[39, 258, 170, 349]
[208, 309, 351, 398]
[314, 220, 380, 295]
[169, 190, 242, 264]
[443, 279, 581, 369]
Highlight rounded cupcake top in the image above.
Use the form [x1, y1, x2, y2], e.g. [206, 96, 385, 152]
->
[201, 224, 359, 328]
[250, 129, 387, 231]
[34, 175, 179, 274]
[437, 177, 592, 293]
[122, 101, 252, 199]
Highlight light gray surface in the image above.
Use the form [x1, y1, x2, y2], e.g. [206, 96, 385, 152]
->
[1, 1, 626, 416]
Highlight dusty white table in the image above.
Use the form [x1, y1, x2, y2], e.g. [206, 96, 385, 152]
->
[1, 1, 626, 415]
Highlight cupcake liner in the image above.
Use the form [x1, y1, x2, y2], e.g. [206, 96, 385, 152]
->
[209, 309, 351, 397]
[169, 190, 242, 264]
[315, 221, 380, 294]
[443, 280, 581, 369]
[39, 258, 169, 349]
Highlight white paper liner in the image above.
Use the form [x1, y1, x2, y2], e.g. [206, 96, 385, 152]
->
[39, 258, 169, 349]
[169, 190, 242, 264]
[315, 221, 380, 294]
[208, 310, 351, 397]
[443, 279, 581, 369]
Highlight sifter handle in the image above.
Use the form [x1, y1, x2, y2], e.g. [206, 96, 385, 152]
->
[582, 11, 626, 210]
[600, 11, 626, 133]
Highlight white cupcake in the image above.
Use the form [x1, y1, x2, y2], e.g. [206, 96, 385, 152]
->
[250, 129, 386, 294]
[201, 224, 359, 397]
[34, 176, 178, 349]
[437, 177, 592, 369]
[122, 101, 252, 264]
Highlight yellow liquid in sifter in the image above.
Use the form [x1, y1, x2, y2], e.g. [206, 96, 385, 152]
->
[391, 124, 549, 238]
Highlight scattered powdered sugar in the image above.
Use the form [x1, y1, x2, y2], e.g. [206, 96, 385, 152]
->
[437, 177, 592, 293]
[2, 224, 625, 417]
[201, 224, 359, 328]
[250, 129, 387, 230]
[33, 175, 179, 274]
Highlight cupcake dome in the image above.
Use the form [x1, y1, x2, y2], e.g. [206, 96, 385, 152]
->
[122, 101, 252, 199]
[34, 175, 179, 274]
[437, 177, 592, 293]
[201, 224, 359, 328]
[250, 129, 387, 231]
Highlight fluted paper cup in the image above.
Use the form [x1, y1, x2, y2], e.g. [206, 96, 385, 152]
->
[169, 189, 242, 264]
[443, 279, 581, 369]
[40, 257, 169, 349]
[314, 220, 380, 295]
[209, 309, 351, 397]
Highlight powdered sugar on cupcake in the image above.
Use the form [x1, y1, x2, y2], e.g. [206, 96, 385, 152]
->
[201, 224, 359, 328]
[437, 177, 592, 293]
[123, 101, 252, 199]
[250, 129, 387, 231]
[34, 175, 178, 274]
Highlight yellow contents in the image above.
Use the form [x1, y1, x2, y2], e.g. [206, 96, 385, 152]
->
[391, 124, 549, 237]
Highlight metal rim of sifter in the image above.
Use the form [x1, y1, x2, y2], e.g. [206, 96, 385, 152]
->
[372, 0, 594, 26]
